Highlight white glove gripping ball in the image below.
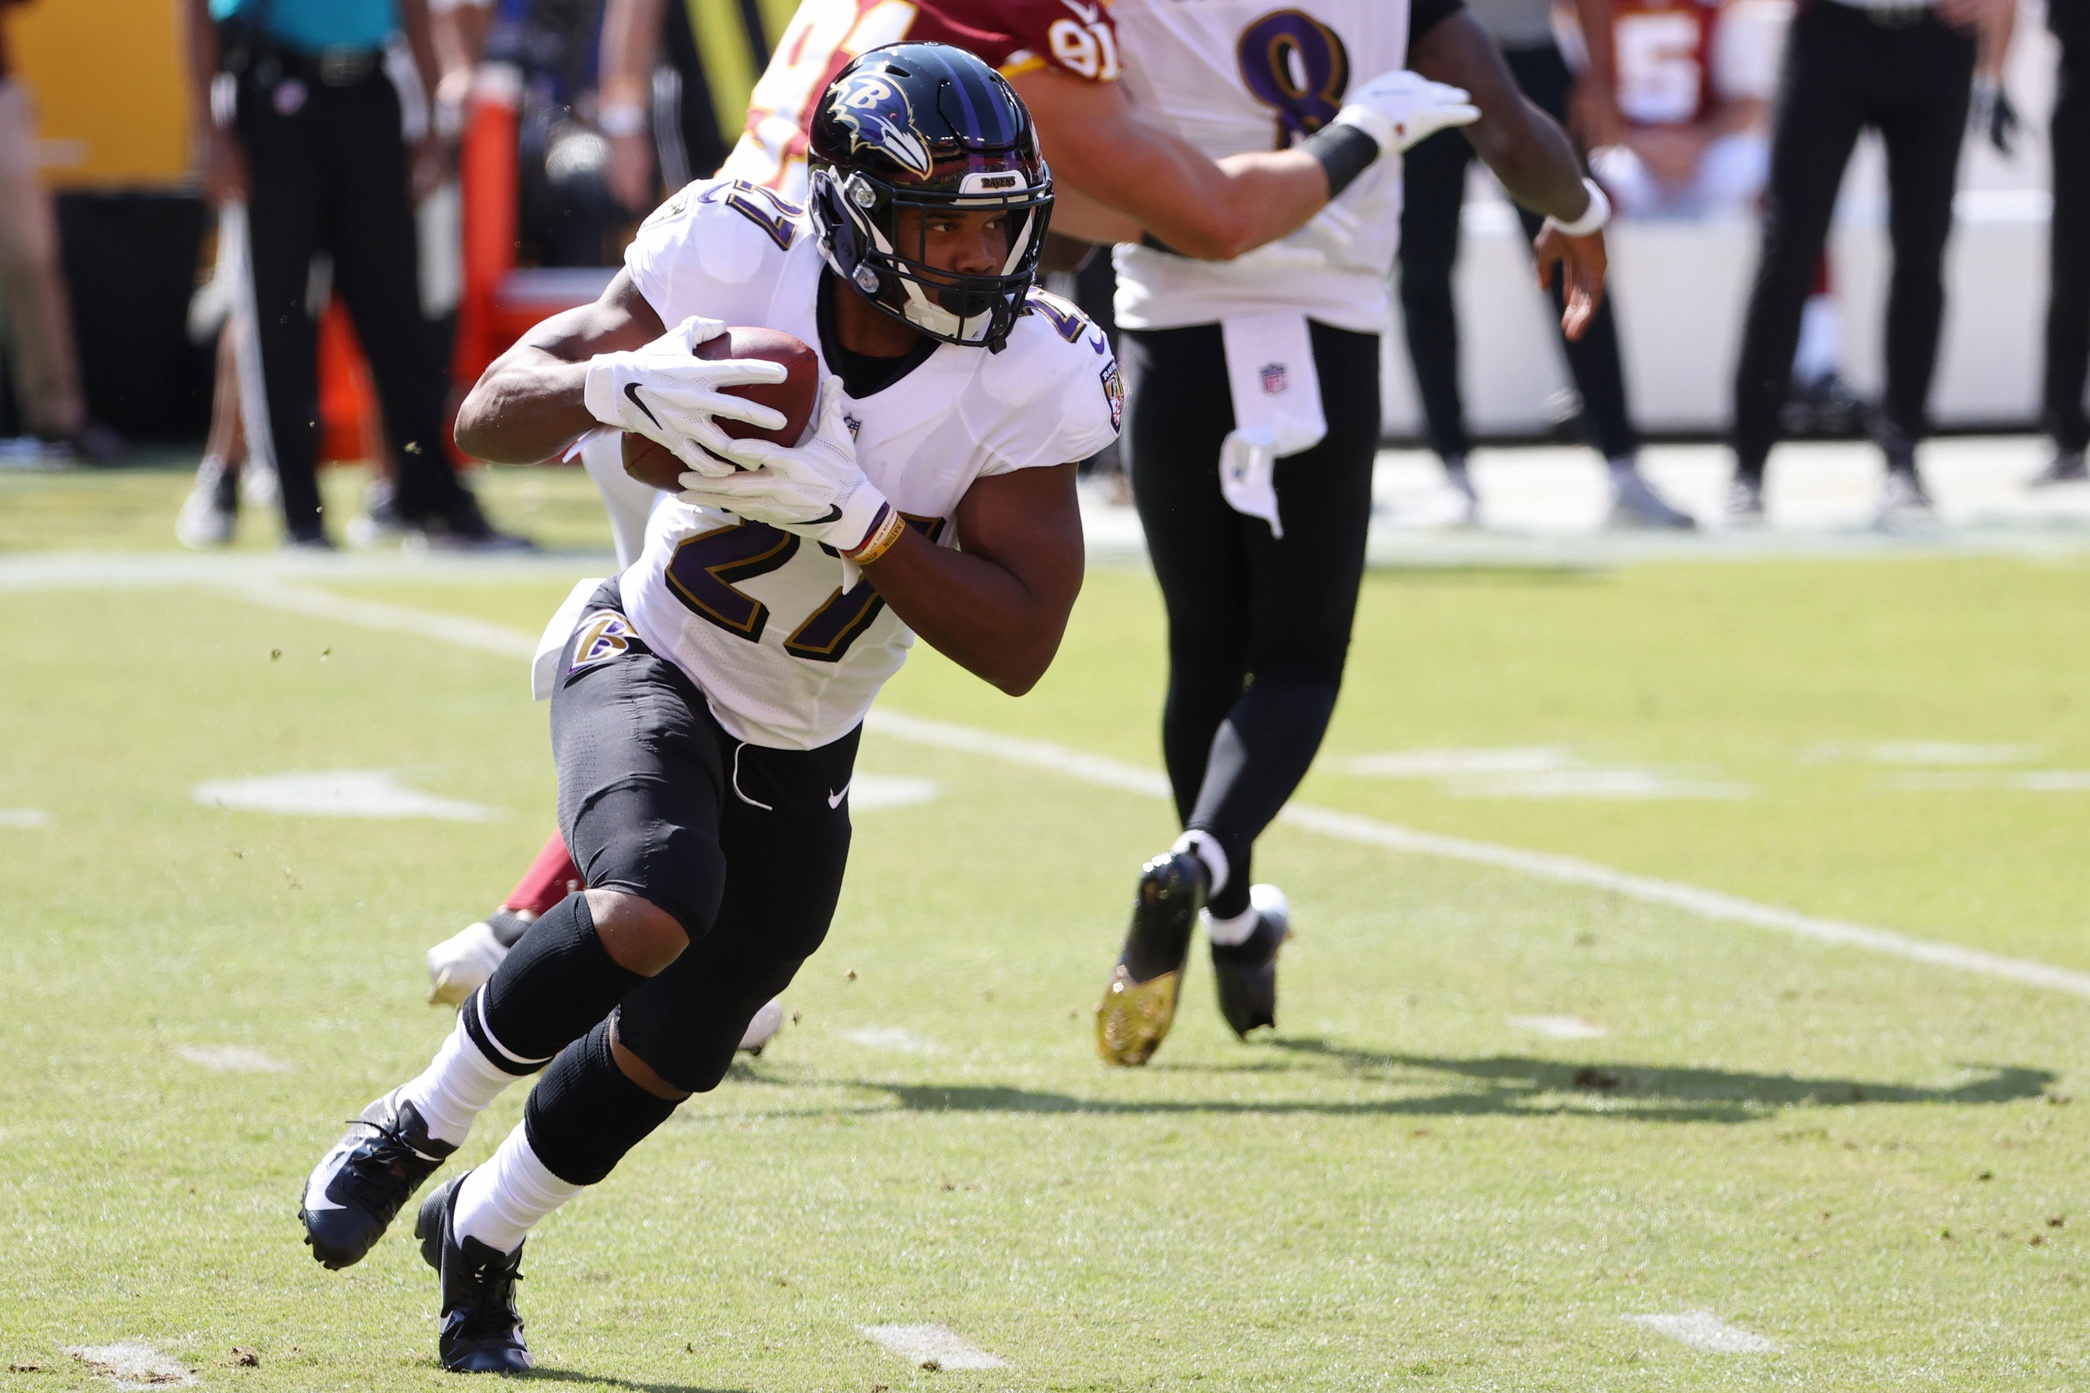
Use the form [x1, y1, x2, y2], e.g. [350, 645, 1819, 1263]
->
[677, 377, 892, 555]
[582, 316, 791, 477]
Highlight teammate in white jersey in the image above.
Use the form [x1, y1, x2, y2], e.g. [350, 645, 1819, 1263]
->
[1091, 0, 1624, 1065]
[298, 46, 1112, 1372]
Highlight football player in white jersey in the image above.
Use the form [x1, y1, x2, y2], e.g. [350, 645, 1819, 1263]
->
[298, 46, 1115, 1372]
[423, 0, 1493, 1010]
[1089, 0, 1625, 1065]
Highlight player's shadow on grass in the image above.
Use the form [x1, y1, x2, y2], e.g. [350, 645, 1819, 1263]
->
[836, 1042, 2052, 1125]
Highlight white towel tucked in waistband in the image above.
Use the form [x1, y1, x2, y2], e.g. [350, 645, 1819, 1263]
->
[1217, 313, 1326, 539]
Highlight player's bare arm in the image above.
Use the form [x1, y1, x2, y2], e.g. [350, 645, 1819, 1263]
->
[1010, 63, 1478, 260]
[455, 274, 788, 467]
[454, 276, 665, 463]
[1411, 11, 1610, 339]
[862, 462, 1083, 697]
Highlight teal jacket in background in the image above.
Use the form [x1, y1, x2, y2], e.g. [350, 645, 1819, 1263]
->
[209, 0, 400, 54]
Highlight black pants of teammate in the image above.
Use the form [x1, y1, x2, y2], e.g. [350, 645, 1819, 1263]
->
[1400, 42, 1638, 463]
[1126, 321, 1380, 921]
[1731, 1, 1974, 480]
[548, 586, 854, 1096]
[235, 56, 468, 539]
[2044, 43, 2090, 456]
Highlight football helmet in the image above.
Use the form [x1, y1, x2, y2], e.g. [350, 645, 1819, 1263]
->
[807, 42, 1053, 352]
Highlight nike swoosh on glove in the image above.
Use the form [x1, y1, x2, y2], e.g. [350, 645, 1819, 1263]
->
[582, 316, 790, 478]
[676, 378, 891, 555]
[1331, 70, 1479, 156]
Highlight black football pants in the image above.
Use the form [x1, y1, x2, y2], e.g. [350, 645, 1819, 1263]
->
[1731, 0, 1975, 479]
[235, 58, 468, 537]
[1125, 321, 1380, 921]
[1399, 42, 1639, 463]
[2044, 41, 2090, 456]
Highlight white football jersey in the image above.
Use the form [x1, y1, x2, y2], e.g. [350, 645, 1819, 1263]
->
[1109, 0, 1412, 334]
[616, 177, 1122, 751]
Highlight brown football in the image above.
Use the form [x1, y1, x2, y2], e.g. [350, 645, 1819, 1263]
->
[622, 326, 821, 491]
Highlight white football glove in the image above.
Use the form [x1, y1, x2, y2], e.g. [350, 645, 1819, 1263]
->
[1331, 70, 1480, 156]
[676, 378, 890, 554]
[582, 315, 790, 477]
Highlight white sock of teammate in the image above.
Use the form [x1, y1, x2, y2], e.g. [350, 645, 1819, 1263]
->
[454, 1122, 582, 1255]
[1171, 829, 1229, 898]
[398, 1016, 518, 1148]
[1203, 903, 1260, 947]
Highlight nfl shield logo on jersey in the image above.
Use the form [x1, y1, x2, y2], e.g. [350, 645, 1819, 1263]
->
[568, 612, 636, 678]
[1101, 361, 1125, 431]
[1259, 362, 1289, 396]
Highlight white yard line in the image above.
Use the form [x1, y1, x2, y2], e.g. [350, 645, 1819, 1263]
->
[65, 1342, 197, 1389]
[191, 589, 2090, 1003]
[858, 1323, 1007, 1370]
[870, 711, 2090, 1002]
[1625, 1311, 1783, 1354]
[239, 586, 537, 659]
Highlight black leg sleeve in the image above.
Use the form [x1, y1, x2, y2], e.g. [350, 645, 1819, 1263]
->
[1730, 3, 1869, 480]
[523, 1021, 680, 1187]
[472, 892, 645, 1071]
[1398, 127, 1474, 463]
[2044, 51, 2090, 454]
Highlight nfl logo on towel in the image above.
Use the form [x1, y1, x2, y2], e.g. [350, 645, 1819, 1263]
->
[1259, 362, 1288, 395]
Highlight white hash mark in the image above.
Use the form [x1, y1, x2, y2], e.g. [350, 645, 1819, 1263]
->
[858, 1324, 1007, 1370]
[191, 770, 500, 821]
[1626, 1311, 1783, 1354]
[841, 1027, 933, 1053]
[1509, 1015, 1609, 1039]
[176, 1044, 291, 1074]
[66, 1341, 198, 1388]
[0, 809, 49, 828]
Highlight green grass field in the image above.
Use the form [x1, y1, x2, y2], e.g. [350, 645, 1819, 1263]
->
[3, 462, 2088, 1391]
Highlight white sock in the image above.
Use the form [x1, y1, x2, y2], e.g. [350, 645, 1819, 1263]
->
[454, 1123, 582, 1255]
[398, 1016, 518, 1147]
[1203, 904, 1260, 947]
[1171, 829, 1229, 899]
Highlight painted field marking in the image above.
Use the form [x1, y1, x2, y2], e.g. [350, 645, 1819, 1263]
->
[176, 1044, 291, 1074]
[193, 771, 501, 822]
[0, 809, 49, 828]
[1626, 1311, 1783, 1354]
[1509, 1015, 1609, 1040]
[200, 589, 2090, 1003]
[841, 1027, 934, 1053]
[65, 1342, 197, 1388]
[868, 711, 2090, 1002]
[849, 775, 940, 811]
[1333, 748, 1746, 800]
[858, 1324, 1007, 1370]
[236, 586, 537, 660]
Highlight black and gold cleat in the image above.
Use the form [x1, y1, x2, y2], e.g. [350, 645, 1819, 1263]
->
[1096, 851, 1208, 1066]
[1209, 884, 1291, 1038]
[416, 1174, 532, 1375]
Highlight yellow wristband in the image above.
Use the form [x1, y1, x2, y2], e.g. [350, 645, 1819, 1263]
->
[845, 509, 907, 567]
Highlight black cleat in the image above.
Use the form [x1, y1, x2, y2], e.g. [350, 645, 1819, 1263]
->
[1209, 884, 1291, 1038]
[1095, 850, 1208, 1066]
[300, 1087, 456, 1269]
[417, 1174, 532, 1374]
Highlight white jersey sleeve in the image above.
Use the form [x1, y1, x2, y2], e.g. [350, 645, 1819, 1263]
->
[969, 289, 1124, 475]
[622, 178, 808, 329]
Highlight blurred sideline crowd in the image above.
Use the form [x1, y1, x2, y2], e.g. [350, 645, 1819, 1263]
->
[0, 0, 2083, 545]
